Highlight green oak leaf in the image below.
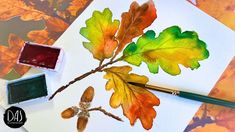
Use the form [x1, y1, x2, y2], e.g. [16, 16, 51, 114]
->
[123, 26, 209, 75]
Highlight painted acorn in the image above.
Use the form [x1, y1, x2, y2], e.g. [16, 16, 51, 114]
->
[80, 86, 94, 103]
[61, 86, 122, 131]
[77, 116, 88, 132]
[61, 107, 79, 119]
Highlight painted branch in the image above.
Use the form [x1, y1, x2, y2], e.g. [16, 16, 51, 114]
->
[88, 106, 123, 122]
[49, 58, 121, 100]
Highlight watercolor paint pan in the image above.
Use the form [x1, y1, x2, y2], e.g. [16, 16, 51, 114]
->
[18, 42, 64, 71]
[7, 74, 48, 104]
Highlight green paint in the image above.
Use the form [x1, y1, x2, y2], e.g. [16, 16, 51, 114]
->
[7, 74, 48, 104]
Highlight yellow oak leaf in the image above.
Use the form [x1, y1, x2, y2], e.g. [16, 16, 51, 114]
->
[80, 8, 120, 61]
[104, 66, 160, 130]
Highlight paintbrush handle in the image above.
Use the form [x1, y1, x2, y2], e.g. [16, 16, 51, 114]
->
[178, 91, 235, 108]
[129, 82, 235, 108]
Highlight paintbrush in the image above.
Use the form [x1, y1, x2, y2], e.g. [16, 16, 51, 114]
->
[128, 82, 235, 108]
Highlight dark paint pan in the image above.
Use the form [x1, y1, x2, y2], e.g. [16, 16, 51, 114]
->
[18, 42, 64, 71]
[7, 74, 48, 104]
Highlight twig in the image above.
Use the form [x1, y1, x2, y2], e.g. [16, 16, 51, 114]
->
[88, 106, 123, 122]
[49, 58, 122, 100]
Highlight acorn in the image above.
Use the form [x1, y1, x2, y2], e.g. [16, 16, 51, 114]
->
[80, 86, 94, 103]
[61, 107, 78, 119]
[77, 116, 88, 132]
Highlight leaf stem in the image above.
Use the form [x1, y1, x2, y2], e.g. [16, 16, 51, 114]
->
[49, 57, 123, 100]
[88, 106, 123, 122]
[110, 54, 117, 62]
[99, 59, 104, 67]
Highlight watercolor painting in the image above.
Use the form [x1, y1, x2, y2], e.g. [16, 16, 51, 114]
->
[188, 0, 235, 31]
[48, 1, 210, 130]
[184, 57, 235, 132]
[0, 0, 92, 80]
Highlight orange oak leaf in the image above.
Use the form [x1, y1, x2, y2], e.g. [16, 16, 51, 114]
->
[46, 17, 69, 33]
[0, 34, 30, 78]
[27, 30, 55, 45]
[114, 0, 157, 56]
[0, 0, 49, 21]
[104, 66, 160, 130]
[28, 17, 69, 45]
[67, 0, 93, 16]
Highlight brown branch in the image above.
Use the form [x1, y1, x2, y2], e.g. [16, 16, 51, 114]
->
[88, 106, 123, 122]
[49, 58, 122, 100]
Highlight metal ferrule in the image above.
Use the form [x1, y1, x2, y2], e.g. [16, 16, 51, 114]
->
[145, 84, 179, 95]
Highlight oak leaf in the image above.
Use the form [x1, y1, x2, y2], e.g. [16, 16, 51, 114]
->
[80, 8, 120, 61]
[46, 17, 69, 33]
[114, 0, 157, 56]
[67, 0, 92, 16]
[123, 26, 209, 75]
[0, 0, 49, 21]
[28, 17, 69, 45]
[27, 30, 55, 45]
[0, 34, 30, 78]
[104, 66, 160, 130]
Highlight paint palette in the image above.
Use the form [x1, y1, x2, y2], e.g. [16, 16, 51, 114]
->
[7, 74, 48, 104]
[18, 42, 64, 71]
